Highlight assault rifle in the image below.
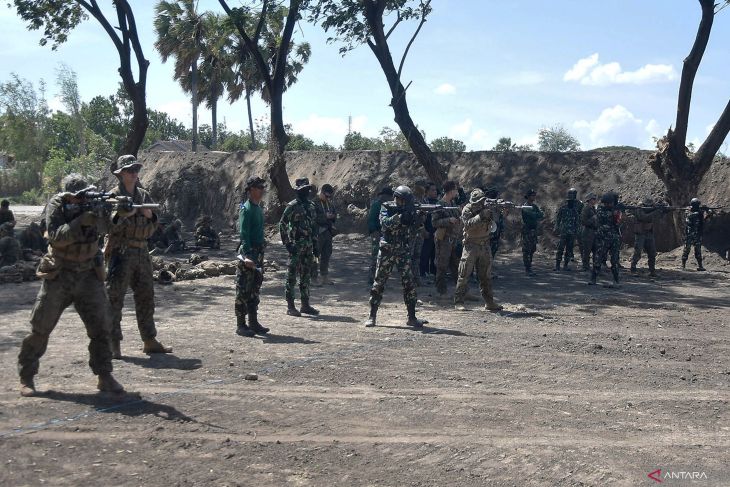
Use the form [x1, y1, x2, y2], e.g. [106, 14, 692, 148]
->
[382, 201, 460, 213]
[472, 197, 533, 210]
[620, 204, 728, 212]
[63, 189, 159, 213]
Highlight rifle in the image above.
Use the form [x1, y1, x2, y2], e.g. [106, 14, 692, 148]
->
[382, 201, 460, 213]
[620, 204, 729, 212]
[63, 190, 160, 213]
[473, 197, 533, 210]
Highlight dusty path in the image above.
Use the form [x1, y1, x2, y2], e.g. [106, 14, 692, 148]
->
[1, 236, 728, 486]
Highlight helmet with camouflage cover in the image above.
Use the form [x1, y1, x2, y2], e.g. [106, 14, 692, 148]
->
[61, 173, 94, 195]
[470, 188, 486, 204]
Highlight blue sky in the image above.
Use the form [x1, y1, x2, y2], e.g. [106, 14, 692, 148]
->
[1, 0, 728, 151]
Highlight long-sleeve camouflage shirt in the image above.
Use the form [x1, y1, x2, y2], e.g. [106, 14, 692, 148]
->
[555, 201, 581, 236]
[279, 197, 317, 252]
[379, 204, 416, 254]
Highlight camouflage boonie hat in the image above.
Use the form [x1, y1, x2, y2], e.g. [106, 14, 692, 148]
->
[111, 154, 142, 175]
[245, 176, 266, 191]
[585, 192, 597, 201]
[294, 177, 313, 191]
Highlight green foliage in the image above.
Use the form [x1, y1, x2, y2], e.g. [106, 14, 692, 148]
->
[430, 136, 466, 152]
[537, 125, 581, 152]
[492, 137, 532, 152]
[10, 0, 86, 49]
[342, 131, 382, 150]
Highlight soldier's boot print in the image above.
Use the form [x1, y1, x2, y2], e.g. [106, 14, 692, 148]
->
[406, 301, 427, 328]
[97, 372, 125, 393]
[697, 257, 705, 271]
[236, 314, 256, 338]
[286, 297, 302, 317]
[299, 297, 320, 316]
[111, 339, 122, 359]
[19, 375, 35, 397]
[364, 303, 378, 327]
[248, 307, 269, 335]
[143, 338, 173, 354]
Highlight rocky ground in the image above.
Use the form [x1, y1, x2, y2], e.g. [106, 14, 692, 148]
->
[1, 229, 729, 486]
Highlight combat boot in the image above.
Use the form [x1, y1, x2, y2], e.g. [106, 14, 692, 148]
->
[19, 376, 36, 397]
[286, 297, 301, 317]
[588, 270, 597, 285]
[681, 258, 687, 269]
[300, 298, 320, 316]
[697, 257, 705, 271]
[630, 263, 637, 274]
[610, 267, 621, 288]
[364, 303, 378, 327]
[97, 373, 125, 393]
[321, 274, 334, 285]
[111, 339, 122, 359]
[248, 308, 269, 335]
[554, 260, 561, 272]
[236, 315, 256, 338]
[143, 338, 173, 354]
[563, 261, 571, 271]
[406, 301, 427, 328]
[485, 300, 503, 312]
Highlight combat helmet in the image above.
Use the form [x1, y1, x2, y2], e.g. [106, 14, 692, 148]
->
[393, 185, 413, 200]
[690, 198, 701, 208]
[470, 188, 486, 203]
[567, 188, 578, 200]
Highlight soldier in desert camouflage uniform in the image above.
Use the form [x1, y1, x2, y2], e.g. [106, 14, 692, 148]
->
[432, 180, 462, 295]
[17, 174, 124, 397]
[106, 155, 172, 358]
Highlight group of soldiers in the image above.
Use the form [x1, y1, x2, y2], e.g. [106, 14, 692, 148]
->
[12, 157, 719, 395]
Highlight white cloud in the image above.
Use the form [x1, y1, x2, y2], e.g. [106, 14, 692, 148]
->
[448, 118, 473, 139]
[574, 105, 659, 149]
[467, 129, 491, 150]
[564, 53, 677, 86]
[290, 114, 370, 147]
[434, 83, 456, 95]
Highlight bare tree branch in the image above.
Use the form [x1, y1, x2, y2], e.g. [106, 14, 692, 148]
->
[695, 99, 730, 164]
[396, 0, 430, 82]
[385, 9, 402, 39]
[254, 0, 269, 42]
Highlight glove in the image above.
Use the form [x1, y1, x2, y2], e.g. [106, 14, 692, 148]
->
[286, 242, 296, 254]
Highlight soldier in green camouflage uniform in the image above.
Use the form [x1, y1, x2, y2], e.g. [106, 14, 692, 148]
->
[364, 186, 426, 328]
[589, 192, 622, 287]
[521, 189, 544, 276]
[554, 188, 581, 271]
[312, 184, 337, 285]
[367, 187, 393, 285]
[580, 193, 598, 271]
[454, 189, 503, 312]
[432, 180, 462, 295]
[106, 155, 172, 358]
[280, 178, 320, 316]
[17, 174, 124, 397]
[235, 177, 268, 337]
[682, 198, 711, 271]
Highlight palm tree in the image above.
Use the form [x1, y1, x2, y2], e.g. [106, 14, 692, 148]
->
[154, 0, 205, 151]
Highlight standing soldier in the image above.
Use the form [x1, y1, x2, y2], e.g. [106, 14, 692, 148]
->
[364, 185, 426, 328]
[106, 155, 172, 358]
[367, 187, 393, 285]
[432, 180, 462, 296]
[454, 189, 503, 312]
[554, 188, 581, 271]
[630, 198, 665, 276]
[312, 183, 337, 286]
[589, 192, 622, 287]
[0, 199, 15, 225]
[580, 193, 598, 272]
[521, 189, 544, 276]
[682, 198, 711, 271]
[235, 177, 268, 337]
[280, 177, 320, 317]
[18, 174, 123, 396]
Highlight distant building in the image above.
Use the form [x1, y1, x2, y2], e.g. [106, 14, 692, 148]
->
[145, 140, 209, 152]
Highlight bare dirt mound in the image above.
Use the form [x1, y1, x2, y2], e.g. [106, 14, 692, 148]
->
[121, 149, 730, 253]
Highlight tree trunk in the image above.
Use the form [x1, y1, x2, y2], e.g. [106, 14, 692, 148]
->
[268, 89, 294, 207]
[246, 88, 256, 150]
[211, 98, 218, 150]
[363, 3, 447, 185]
[191, 59, 199, 152]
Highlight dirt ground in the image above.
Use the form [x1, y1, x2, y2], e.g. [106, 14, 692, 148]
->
[1, 226, 729, 486]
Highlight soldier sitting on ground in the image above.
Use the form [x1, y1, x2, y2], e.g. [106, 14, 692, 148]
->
[0, 199, 15, 226]
[18, 221, 47, 255]
[195, 215, 220, 249]
[0, 222, 21, 267]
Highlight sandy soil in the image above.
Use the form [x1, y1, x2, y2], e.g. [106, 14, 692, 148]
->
[1, 232, 729, 486]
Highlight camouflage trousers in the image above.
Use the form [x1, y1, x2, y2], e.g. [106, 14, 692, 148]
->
[490, 236, 501, 258]
[454, 241, 495, 304]
[18, 269, 113, 380]
[435, 239, 459, 294]
[312, 231, 333, 279]
[368, 233, 380, 284]
[521, 228, 538, 271]
[556, 234, 576, 266]
[370, 248, 417, 308]
[682, 239, 702, 264]
[631, 233, 657, 271]
[581, 230, 596, 271]
[235, 251, 264, 323]
[411, 233, 423, 282]
[594, 232, 621, 276]
[286, 248, 314, 301]
[106, 248, 158, 342]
